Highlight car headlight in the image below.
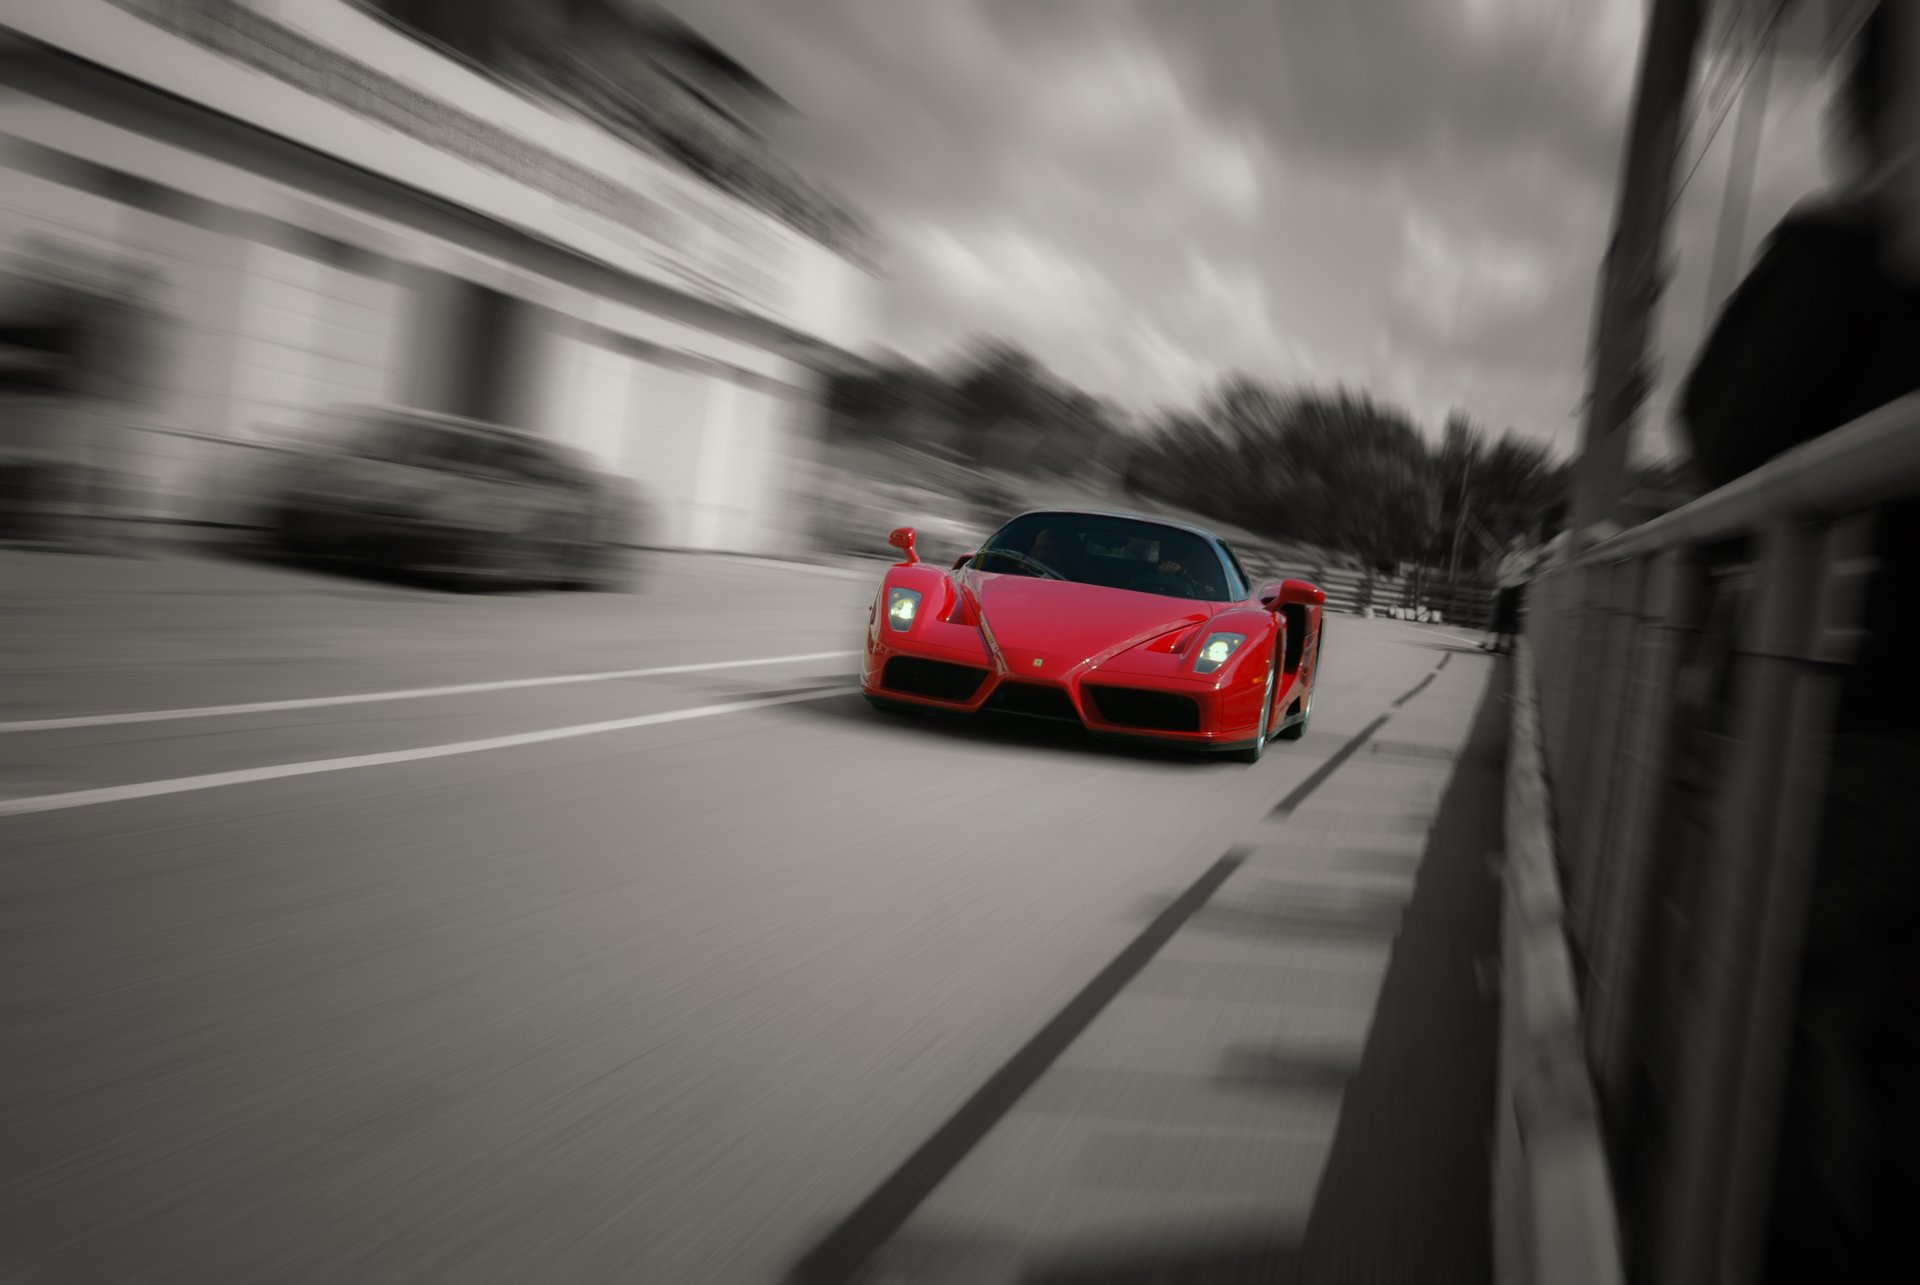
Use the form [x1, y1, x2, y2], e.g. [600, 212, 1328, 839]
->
[886, 587, 923, 632]
[1192, 631, 1246, 674]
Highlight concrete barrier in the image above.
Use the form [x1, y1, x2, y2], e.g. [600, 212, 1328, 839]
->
[1493, 640, 1625, 1285]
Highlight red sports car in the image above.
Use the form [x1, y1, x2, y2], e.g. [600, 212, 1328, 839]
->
[861, 508, 1327, 762]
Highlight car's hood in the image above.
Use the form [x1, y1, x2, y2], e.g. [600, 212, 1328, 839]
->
[962, 572, 1219, 670]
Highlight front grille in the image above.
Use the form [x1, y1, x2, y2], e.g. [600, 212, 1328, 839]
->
[984, 683, 1081, 722]
[882, 657, 988, 702]
[1087, 686, 1202, 732]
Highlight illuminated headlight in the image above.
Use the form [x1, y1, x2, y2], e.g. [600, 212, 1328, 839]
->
[886, 587, 923, 632]
[1192, 631, 1246, 674]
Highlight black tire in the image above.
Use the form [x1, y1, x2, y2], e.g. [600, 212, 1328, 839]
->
[553, 541, 594, 590]
[1279, 686, 1312, 739]
[273, 502, 315, 557]
[1232, 644, 1280, 764]
[542, 512, 605, 589]
[572, 542, 633, 592]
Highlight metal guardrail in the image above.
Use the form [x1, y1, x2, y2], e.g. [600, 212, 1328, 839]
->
[1516, 392, 1920, 1284]
[1292, 566, 1494, 627]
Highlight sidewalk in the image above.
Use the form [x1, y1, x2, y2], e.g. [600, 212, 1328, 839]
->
[800, 651, 1509, 1283]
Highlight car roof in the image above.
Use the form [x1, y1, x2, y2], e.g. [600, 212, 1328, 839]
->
[351, 405, 594, 468]
[999, 507, 1227, 543]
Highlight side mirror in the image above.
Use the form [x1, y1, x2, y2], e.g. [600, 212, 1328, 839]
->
[1255, 578, 1287, 608]
[888, 526, 920, 565]
[1278, 578, 1326, 608]
[952, 549, 977, 570]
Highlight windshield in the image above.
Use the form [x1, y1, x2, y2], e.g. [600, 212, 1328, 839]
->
[972, 512, 1235, 601]
[351, 419, 575, 485]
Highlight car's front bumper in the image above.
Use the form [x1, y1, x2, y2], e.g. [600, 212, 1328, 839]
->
[861, 633, 1273, 752]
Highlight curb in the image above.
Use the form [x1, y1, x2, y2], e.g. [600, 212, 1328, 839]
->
[1492, 641, 1624, 1285]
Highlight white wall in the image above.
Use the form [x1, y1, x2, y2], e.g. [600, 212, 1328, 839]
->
[716, 381, 779, 553]
[0, 156, 122, 252]
[642, 364, 717, 548]
[224, 244, 402, 440]
[0, 162, 249, 520]
[0, 60, 843, 551]
[6, 0, 878, 352]
[308, 262, 405, 410]
[117, 209, 250, 520]
[536, 331, 635, 472]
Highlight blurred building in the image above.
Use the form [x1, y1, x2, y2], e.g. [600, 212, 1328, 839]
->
[0, 0, 877, 551]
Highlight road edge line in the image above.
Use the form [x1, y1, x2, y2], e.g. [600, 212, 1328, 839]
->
[0, 687, 854, 817]
[0, 651, 858, 734]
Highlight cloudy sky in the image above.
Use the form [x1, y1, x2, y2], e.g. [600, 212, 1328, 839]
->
[684, 0, 1848, 458]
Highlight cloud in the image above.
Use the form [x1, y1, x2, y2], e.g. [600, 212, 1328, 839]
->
[1183, 250, 1275, 342]
[1122, 319, 1218, 405]
[897, 222, 1119, 339]
[1133, 0, 1641, 190]
[1394, 211, 1553, 336]
[676, 0, 1840, 452]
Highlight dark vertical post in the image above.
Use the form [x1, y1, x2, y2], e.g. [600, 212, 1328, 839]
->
[1571, 0, 1706, 532]
[1701, 36, 1776, 328]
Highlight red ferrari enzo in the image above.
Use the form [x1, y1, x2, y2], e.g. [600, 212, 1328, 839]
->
[861, 508, 1327, 762]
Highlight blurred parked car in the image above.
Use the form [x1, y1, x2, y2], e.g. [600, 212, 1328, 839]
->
[263, 407, 645, 590]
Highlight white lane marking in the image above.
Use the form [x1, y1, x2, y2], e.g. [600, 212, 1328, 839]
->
[0, 687, 855, 817]
[0, 651, 858, 734]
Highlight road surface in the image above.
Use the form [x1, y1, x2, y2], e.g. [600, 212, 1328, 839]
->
[2, 546, 1504, 1284]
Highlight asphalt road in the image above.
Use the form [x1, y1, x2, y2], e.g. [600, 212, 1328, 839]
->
[1, 546, 1503, 1284]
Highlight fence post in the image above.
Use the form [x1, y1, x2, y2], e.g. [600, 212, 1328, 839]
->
[1717, 513, 1878, 1284]
[1557, 558, 1610, 964]
[1569, 559, 1643, 978]
[1544, 565, 1575, 834]
[1586, 547, 1700, 1109]
[1655, 520, 1820, 1285]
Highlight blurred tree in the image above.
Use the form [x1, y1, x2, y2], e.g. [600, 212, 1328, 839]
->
[1127, 381, 1447, 565]
[826, 336, 1564, 579]
[1468, 432, 1567, 547]
[948, 338, 1082, 471]
[1436, 410, 1487, 578]
[1207, 375, 1290, 441]
[825, 353, 953, 442]
[1270, 390, 1439, 563]
[1424, 412, 1569, 575]
[952, 340, 1055, 424]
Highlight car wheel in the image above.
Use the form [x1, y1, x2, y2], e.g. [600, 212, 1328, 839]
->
[1279, 686, 1312, 739]
[576, 542, 633, 593]
[552, 540, 590, 590]
[1233, 645, 1279, 764]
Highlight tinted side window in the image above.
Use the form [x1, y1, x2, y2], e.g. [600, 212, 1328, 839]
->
[1218, 541, 1251, 599]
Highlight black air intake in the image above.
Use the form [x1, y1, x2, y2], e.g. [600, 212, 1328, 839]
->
[1087, 686, 1202, 732]
[882, 657, 988, 702]
[984, 683, 1081, 722]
